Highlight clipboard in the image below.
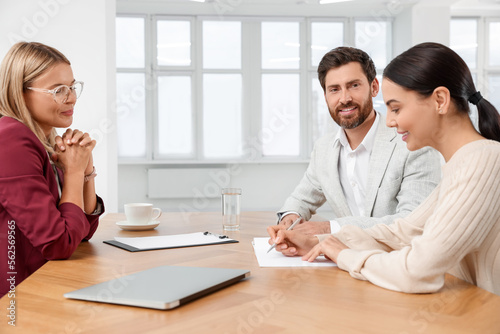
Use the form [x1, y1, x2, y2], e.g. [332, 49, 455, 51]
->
[104, 231, 238, 252]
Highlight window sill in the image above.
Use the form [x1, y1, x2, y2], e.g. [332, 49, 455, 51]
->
[118, 159, 310, 166]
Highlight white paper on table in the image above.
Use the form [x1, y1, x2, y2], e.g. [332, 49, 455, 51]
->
[114, 232, 236, 250]
[252, 237, 337, 267]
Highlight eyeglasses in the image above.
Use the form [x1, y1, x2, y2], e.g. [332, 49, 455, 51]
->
[26, 81, 84, 104]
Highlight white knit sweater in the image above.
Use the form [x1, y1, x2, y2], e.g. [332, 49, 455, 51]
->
[326, 140, 500, 295]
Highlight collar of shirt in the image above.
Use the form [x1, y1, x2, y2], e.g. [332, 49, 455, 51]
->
[334, 111, 380, 154]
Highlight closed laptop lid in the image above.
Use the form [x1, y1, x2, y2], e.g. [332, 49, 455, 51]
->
[64, 265, 250, 310]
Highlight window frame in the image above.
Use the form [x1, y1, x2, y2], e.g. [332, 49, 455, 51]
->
[307, 17, 348, 144]
[450, 16, 500, 126]
[115, 14, 149, 160]
[116, 14, 393, 164]
[152, 16, 196, 160]
[485, 17, 500, 106]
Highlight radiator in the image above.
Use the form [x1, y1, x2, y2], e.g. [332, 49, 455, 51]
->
[147, 168, 230, 199]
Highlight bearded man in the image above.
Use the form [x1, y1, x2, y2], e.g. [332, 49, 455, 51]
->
[270, 47, 442, 236]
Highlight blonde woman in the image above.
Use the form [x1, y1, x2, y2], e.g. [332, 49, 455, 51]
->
[0, 42, 104, 297]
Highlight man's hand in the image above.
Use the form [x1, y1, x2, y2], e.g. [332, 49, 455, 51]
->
[278, 214, 330, 235]
[278, 214, 301, 228]
[293, 220, 331, 235]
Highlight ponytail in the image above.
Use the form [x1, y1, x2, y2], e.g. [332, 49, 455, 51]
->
[473, 96, 500, 142]
[384, 42, 500, 143]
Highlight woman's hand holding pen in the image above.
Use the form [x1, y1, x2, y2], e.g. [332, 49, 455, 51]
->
[267, 225, 319, 256]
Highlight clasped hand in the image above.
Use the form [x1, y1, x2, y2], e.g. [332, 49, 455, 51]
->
[51, 129, 96, 175]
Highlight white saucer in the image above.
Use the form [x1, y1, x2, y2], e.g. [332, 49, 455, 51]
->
[116, 221, 160, 231]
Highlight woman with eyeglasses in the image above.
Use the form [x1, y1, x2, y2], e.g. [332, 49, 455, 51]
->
[0, 42, 104, 297]
[270, 42, 500, 295]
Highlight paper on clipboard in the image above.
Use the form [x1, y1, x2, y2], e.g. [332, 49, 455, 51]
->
[104, 232, 238, 252]
[252, 237, 337, 267]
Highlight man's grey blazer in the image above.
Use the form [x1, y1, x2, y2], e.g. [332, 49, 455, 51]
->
[280, 114, 442, 229]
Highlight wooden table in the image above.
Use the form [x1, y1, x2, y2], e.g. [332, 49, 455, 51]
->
[2, 212, 500, 333]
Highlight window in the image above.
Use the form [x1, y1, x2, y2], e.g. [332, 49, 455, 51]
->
[262, 22, 300, 69]
[203, 21, 241, 69]
[450, 19, 478, 69]
[261, 73, 300, 156]
[157, 76, 192, 156]
[450, 18, 479, 124]
[157, 20, 191, 66]
[261, 22, 301, 156]
[355, 20, 391, 115]
[450, 17, 500, 125]
[116, 17, 144, 68]
[310, 22, 343, 67]
[355, 20, 391, 69]
[203, 73, 243, 158]
[202, 21, 242, 158]
[488, 75, 500, 111]
[155, 18, 194, 159]
[115, 16, 146, 158]
[487, 20, 500, 109]
[115, 16, 393, 162]
[310, 21, 344, 142]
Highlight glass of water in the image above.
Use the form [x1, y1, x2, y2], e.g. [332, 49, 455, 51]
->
[221, 188, 242, 231]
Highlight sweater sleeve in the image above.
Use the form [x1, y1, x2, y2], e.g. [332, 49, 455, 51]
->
[335, 144, 500, 293]
[0, 121, 101, 260]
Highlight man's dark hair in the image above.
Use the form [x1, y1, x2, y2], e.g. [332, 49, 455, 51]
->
[317, 46, 376, 92]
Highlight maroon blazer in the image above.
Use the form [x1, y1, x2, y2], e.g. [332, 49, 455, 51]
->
[0, 116, 103, 297]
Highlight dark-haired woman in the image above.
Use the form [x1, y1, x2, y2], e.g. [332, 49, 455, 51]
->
[272, 42, 500, 295]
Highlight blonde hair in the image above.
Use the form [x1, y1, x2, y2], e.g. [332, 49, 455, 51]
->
[0, 42, 71, 154]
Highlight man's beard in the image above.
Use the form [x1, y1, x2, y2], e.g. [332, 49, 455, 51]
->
[329, 94, 374, 129]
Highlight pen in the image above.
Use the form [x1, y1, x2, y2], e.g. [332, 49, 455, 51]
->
[267, 217, 302, 253]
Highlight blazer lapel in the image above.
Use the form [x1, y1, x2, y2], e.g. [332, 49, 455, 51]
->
[327, 139, 353, 217]
[364, 118, 397, 216]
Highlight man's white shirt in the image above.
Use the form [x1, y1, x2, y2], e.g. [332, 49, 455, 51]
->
[330, 112, 380, 233]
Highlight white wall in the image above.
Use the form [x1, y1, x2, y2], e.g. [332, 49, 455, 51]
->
[412, 3, 451, 45]
[118, 163, 308, 213]
[393, 6, 414, 57]
[393, 2, 452, 57]
[0, 0, 118, 212]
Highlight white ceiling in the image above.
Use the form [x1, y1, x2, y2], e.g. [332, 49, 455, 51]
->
[116, 0, 500, 16]
[127, 0, 499, 4]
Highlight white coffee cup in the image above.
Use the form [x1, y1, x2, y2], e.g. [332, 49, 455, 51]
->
[124, 203, 162, 225]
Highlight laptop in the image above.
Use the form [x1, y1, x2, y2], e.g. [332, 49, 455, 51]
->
[64, 265, 250, 310]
